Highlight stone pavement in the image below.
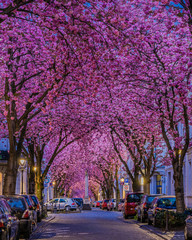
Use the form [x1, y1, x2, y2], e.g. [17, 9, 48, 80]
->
[135, 220, 184, 240]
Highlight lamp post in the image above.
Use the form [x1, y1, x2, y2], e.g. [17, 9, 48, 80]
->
[19, 158, 26, 194]
[53, 181, 56, 198]
[33, 166, 37, 195]
[120, 177, 125, 198]
[140, 176, 144, 192]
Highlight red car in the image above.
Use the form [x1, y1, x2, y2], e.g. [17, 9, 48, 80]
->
[96, 201, 102, 207]
[123, 192, 143, 219]
[101, 199, 109, 210]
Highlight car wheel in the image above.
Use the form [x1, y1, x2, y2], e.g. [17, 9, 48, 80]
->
[147, 217, 152, 225]
[65, 206, 70, 212]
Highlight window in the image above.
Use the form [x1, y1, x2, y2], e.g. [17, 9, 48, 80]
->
[156, 175, 162, 194]
[50, 199, 58, 203]
[60, 199, 66, 203]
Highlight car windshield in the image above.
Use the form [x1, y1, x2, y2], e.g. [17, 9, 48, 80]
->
[147, 196, 156, 204]
[157, 198, 176, 209]
[127, 194, 143, 203]
[6, 198, 26, 211]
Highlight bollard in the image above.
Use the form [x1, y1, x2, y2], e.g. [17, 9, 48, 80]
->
[165, 210, 169, 231]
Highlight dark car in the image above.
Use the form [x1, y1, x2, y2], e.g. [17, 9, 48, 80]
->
[6, 195, 33, 239]
[147, 195, 176, 226]
[0, 198, 19, 240]
[20, 194, 37, 225]
[30, 195, 42, 222]
[123, 192, 143, 219]
[72, 198, 83, 210]
[101, 200, 109, 210]
[137, 194, 162, 222]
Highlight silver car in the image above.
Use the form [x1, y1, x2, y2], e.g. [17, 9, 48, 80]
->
[185, 216, 192, 240]
[45, 198, 77, 211]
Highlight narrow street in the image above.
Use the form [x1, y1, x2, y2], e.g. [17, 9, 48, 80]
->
[30, 209, 167, 240]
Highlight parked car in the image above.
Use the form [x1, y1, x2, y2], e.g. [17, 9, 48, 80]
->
[123, 192, 143, 219]
[137, 194, 162, 222]
[0, 197, 19, 240]
[6, 195, 33, 239]
[101, 200, 109, 210]
[20, 194, 37, 225]
[30, 195, 42, 222]
[92, 201, 97, 207]
[96, 201, 102, 208]
[72, 198, 83, 210]
[107, 199, 116, 211]
[147, 195, 176, 226]
[45, 198, 77, 211]
[118, 199, 125, 211]
[185, 215, 192, 240]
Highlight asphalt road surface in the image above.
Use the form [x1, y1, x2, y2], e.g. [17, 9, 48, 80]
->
[30, 208, 167, 240]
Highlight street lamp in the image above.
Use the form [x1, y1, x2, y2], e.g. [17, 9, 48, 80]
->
[120, 177, 124, 185]
[19, 157, 26, 194]
[33, 166, 37, 195]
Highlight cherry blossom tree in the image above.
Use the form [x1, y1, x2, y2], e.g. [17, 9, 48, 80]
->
[114, 0, 192, 212]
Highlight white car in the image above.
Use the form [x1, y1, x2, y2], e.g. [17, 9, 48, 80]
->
[45, 198, 77, 211]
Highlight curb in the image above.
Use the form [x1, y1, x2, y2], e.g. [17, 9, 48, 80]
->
[29, 215, 55, 239]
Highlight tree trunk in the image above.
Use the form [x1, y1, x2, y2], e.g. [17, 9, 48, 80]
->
[29, 168, 35, 194]
[3, 152, 18, 195]
[132, 169, 140, 192]
[36, 177, 44, 201]
[144, 177, 150, 194]
[132, 176, 140, 192]
[173, 168, 185, 213]
[115, 165, 120, 209]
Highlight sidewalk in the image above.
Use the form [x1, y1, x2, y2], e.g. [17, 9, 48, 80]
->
[137, 221, 184, 240]
[29, 213, 55, 239]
